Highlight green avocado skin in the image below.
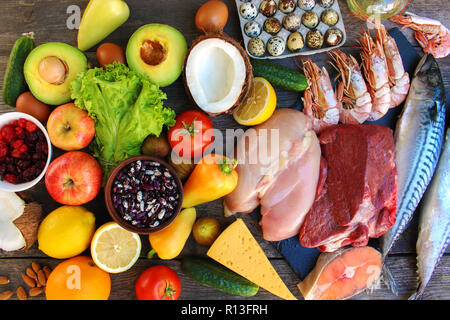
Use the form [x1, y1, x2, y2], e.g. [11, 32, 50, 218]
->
[2, 36, 35, 107]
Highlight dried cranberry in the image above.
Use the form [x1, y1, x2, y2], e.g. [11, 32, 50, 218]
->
[11, 139, 24, 149]
[3, 173, 17, 184]
[18, 118, 27, 128]
[18, 144, 28, 153]
[14, 126, 24, 136]
[25, 121, 37, 132]
[1, 126, 15, 141]
[0, 143, 8, 158]
[11, 149, 23, 159]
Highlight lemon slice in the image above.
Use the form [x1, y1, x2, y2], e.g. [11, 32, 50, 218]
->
[91, 222, 141, 273]
[233, 77, 277, 126]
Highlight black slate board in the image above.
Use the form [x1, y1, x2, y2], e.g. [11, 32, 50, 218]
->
[273, 27, 422, 281]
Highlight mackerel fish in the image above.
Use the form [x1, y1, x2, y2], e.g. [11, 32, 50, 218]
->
[409, 128, 450, 299]
[380, 53, 447, 258]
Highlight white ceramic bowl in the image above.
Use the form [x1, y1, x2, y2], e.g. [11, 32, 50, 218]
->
[0, 112, 52, 192]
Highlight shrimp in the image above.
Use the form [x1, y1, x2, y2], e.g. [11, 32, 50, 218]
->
[375, 23, 410, 108]
[301, 59, 340, 133]
[328, 49, 372, 124]
[359, 31, 391, 121]
[390, 13, 450, 58]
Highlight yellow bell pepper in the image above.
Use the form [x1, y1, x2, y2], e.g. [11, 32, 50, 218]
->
[181, 154, 238, 208]
[148, 207, 196, 260]
[77, 0, 130, 51]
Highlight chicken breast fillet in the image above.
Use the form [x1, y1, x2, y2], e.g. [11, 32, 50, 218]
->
[224, 108, 321, 241]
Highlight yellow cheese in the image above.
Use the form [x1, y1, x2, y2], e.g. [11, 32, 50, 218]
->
[207, 218, 297, 300]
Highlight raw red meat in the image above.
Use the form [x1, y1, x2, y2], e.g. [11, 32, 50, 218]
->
[299, 124, 397, 252]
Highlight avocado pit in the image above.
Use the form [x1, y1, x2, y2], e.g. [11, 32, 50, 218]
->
[38, 56, 68, 85]
[140, 40, 167, 66]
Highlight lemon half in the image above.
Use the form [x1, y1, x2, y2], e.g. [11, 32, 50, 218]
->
[233, 77, 277, 126]
[91, 222, 141, 273]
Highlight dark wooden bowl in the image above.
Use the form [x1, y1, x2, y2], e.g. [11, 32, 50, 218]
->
[104, 155, 184, 234]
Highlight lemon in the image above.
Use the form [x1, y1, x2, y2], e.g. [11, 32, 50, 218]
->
[38, 206, 96, 259]
[233, 77, 277, 126]
[91, 222, 141, 273]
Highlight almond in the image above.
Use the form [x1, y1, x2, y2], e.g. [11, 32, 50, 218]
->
[43, 266, 52, 279]
[16, 286, 27, 300]
[0, 290, 13, 300]
[31, 262, 41, 273]
[26, 267, 37, 280]
[0, 276, 9, 285]
[29, 287, 44, 297]
[37, 270, 46, 286]
[22, 273, 36, 288]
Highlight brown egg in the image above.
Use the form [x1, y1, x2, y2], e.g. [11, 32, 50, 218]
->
[195, 0, 228, 33]
[96, 43, 126, 68]
[16, 92, 51, 123]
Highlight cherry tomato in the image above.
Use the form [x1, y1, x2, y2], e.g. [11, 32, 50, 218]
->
[135, 265, 181, 300]
[168, 110, 214, 159]
[96, 43, 126, 68]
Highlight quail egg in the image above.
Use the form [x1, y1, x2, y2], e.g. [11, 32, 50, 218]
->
[264, 17, 282, 35]
[279, 0, 296, 13]
[306, 29, 324, 49]
[239, 2, 258, 20]
[267, 36, 286, 56]
[287, 32, 304, 52]
[325, 28, 344, 46]
[321, 9, 339, 26]
[302, 11, 319, 29]
[248, 37, 266, 57]
[282, 13, 301, 32]
[244, 21, 262, 38]
[259, 0, 277, 17]
[297, 0, 316, 11]
[317, 0, 334, 8]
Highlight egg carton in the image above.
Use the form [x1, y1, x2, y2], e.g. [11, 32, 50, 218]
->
[235, 0, 347, 59]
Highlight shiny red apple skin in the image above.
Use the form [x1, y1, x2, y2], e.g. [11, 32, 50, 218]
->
[45, 151, 102, 205]
[46, 103, 95, 151]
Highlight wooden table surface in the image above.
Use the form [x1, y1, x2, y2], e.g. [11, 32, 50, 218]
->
[0, 0, 449, 301]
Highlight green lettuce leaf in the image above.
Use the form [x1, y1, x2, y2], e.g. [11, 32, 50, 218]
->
[70, 62, 176, 181]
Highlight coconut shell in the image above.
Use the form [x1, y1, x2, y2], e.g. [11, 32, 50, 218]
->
[183, 32, 253, 117]
[13, 200, 43, 252]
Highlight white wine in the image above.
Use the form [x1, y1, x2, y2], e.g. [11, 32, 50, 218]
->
[346, 0, 408, 20]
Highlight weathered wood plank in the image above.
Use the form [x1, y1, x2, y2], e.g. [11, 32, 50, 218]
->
[0, 255, 449, 300]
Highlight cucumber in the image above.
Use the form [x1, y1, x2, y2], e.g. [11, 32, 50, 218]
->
[251, 59, 308, 92]
[181, 256, 259, 297]
[2, 33, 36, 106]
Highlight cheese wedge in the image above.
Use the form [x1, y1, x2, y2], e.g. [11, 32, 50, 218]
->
[207, 218, 297, 300]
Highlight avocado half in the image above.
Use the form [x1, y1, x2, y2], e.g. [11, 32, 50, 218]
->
[126, 24, 187, 87]
[24, 42, 88, 105]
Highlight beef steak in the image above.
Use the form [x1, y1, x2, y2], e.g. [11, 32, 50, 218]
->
[299, 124, 397, 252]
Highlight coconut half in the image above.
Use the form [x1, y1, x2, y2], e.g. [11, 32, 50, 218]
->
[184, 34, 253, 116]
[0, 191, 42, 252]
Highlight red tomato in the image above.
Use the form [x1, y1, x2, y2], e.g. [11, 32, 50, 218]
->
[168, 110, 214, 159]
[135, 265, 181, 300]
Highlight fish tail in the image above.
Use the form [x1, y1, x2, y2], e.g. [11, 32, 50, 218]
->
[381, 263, 399, 296]
[408, 286, 424, 300]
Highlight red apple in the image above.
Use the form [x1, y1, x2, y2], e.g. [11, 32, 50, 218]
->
[45, 151, 102, 205]
[46, 103, 95, 151]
